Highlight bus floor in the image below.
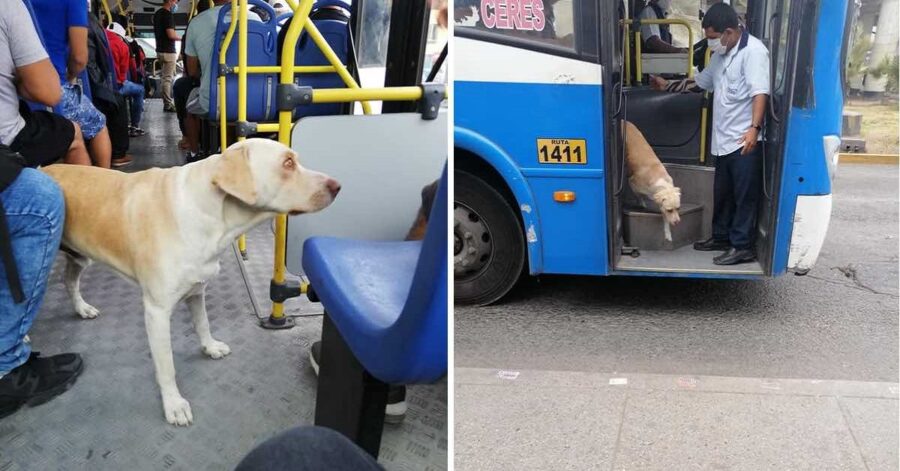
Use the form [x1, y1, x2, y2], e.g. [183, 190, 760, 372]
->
[0, 101, 447, 471]
[615, 244, 764, 275]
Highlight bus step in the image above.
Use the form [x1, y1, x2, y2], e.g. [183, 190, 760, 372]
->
[623, 202, 704, 251]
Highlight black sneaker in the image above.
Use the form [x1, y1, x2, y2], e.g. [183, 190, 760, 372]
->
[0, 352, 84, 419]
[308, 341, 407, 423]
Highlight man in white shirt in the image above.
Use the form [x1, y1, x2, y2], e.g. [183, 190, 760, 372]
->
[650, 2, 769, 265]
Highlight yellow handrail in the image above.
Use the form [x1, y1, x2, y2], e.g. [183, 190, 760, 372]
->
[699, 47, 712, 163]
[212, 0, 445, 326]
[99, 0, 113, 26]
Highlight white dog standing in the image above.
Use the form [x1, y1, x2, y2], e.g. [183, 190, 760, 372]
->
[623, 120, 682, 241]
[42, 139, 340, 426]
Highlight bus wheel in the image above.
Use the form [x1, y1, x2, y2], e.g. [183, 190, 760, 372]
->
[454, 170, 525, 306]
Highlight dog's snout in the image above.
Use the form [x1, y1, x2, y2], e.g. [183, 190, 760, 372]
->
[325, 178, 341, 198]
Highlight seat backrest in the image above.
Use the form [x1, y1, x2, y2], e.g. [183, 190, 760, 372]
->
[276, 0, 351, 118]
[207, 0, 278, 122]
[387, 164, 448, 383]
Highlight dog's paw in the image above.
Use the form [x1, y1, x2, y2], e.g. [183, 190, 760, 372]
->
[202, 340, 231, 359]
[163, 396, 193, 426]
[75, 302, 100, 319]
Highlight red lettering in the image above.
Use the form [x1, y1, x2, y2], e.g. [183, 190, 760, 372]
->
[481, 0, 497, 28]
[520, 0, 534, 30]
[508, 0, 522, 29]
[532, 0, 545, 31]
[496, 0, 510, 29]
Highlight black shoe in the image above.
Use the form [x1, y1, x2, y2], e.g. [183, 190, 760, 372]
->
[308, 341, 407, 423]
[163, 105, 177, 113]
[0, 352, 84, 419]
[693, 238, 731, 251]
[713, 247, 756, 265]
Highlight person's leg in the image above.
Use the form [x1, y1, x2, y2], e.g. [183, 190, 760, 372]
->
[160, 53, 177, 110]
[121, 81, 145, 127]
[727, 146, 763, 250]
[0, 169, 64, 373]
[712, 152, 736, 242]
[173, 76, 192, 136]
[64, 122, 92, 166]
[185, 113, 200, 154]
[87, 127, 113, 169]
[234, 426, 383, 471]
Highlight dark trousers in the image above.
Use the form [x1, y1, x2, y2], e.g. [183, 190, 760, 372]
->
[173, 75, 194, 134]
[712, 146, 762, 250]
[93, 94, 129, 159]
[234, 426, 383, 471]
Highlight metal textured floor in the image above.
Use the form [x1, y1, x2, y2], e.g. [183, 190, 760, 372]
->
[0, 101, 447, 471]
[615, 244, 764, 275]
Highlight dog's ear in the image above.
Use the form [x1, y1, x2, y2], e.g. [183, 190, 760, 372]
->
[212, 145, 258, 205]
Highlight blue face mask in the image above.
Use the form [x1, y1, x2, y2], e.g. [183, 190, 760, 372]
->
[171, 2, 178, 12]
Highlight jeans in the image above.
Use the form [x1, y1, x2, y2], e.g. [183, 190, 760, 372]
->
[119, 80, 145, 127]
[712, 146, 762, 250]
[173, 75, 194, 134]
[0, 169, 65, 375]
[234, 426, 383, 471]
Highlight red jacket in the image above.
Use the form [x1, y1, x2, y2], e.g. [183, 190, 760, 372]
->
[105, 30, 131, 85]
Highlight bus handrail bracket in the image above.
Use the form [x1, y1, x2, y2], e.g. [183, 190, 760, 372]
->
[276, 83, 314, 111]
[418, 83, 445, 120]
[235, 120, 258, 137]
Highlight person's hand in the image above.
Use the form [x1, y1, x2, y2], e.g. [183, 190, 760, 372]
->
[649, 75, 668, 91]
[740, 127, 759, 155]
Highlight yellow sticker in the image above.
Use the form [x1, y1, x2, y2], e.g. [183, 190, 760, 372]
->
[537, 138, 587, 164]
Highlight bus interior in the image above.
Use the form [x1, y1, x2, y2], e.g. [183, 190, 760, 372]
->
[2, 1, 448, 469]
[605, 0, 809, 277]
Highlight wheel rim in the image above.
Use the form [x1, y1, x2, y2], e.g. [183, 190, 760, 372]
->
[454, 202, 493, 280]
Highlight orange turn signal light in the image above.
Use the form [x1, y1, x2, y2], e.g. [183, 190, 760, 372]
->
[553, 191, 576, 202]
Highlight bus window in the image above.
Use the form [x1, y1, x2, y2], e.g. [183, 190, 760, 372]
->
[454, 0, 577, 51]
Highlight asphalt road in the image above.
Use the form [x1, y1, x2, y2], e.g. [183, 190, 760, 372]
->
[456, 163, 899, 383]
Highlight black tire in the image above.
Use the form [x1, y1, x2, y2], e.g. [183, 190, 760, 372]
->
[454, 170, 525, 306]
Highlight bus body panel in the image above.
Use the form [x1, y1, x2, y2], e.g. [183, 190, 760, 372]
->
[456, 80, 609, 276]
[455, 127, 546, 275]
[773, 0, 847, 275]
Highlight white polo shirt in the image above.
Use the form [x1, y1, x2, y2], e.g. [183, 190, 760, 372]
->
[694, 32, 771, 156]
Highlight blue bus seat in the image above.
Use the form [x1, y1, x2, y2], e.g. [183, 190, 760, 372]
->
[304, 164, 447, 456]
[276, 0, 352, 118]
[207, 0, 278, 122]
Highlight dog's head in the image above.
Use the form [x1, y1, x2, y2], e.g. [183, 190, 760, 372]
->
[653, 186, 681, 225]
[211, 138, 340, 215]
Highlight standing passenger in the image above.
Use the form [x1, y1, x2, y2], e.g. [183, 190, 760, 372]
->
[154, 0, 180, 112]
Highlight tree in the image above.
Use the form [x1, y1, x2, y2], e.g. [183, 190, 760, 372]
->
[869, 54, 899, 94]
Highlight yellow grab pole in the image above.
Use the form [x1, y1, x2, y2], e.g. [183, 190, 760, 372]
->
[236, 0, 250, 257]
[312, 86, 423, 103]
[623, 22, 631, 87]
[100, 0, 113, 25]
[219, 0, 238, 146]
[303, 19, 371, 114]
[237, 65, 337, 74]
[268, 0, 315, 324]
[699, 48, 712, 163]
[634, 31, 642, 78]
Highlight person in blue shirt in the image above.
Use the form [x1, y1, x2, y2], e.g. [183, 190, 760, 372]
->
[30, 0, 116, 168]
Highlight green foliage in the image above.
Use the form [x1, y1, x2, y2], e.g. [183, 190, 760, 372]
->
[869, 55, 899, 94]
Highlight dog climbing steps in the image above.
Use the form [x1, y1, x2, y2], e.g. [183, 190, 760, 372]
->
[623, 202, 704, 251]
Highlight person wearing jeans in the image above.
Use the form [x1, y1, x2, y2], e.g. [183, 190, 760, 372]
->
[105, 24, 145, 135]
[235, 426, 382, 470]
[0, 165, 84, 418]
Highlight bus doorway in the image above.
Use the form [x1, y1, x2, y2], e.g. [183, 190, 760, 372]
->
[605, 0, 804, 277]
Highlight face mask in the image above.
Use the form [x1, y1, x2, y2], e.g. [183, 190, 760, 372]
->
[707, 37, 726, 55]
[171, 2, 178, 12]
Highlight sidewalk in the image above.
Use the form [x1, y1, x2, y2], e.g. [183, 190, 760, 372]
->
[456, 367, 899, 471]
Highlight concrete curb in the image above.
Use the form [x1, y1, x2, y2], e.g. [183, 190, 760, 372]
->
[839, 153, 900, 164]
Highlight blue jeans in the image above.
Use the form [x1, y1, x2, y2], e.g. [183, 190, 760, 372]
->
[0, 169, 65, 375]
[119, 80, 145, 127]
[234, 426, 383, 470]
[712, 146, 762, 250]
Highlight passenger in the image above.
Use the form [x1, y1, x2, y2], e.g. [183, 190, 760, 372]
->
[639, 0, 688, 54]
[0, 2, 83, 419]
[650, 3, 769, 265]
[105, 23, 146, 137]
[4, 0, 90, 167]
[173, 0, 211, 151]
[86, 12, 133, 167]
[153, 0, 180, 112]
[30, 0, 113, 169]
[182, 0, 261, 161]
[235, 426, 382, 470]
